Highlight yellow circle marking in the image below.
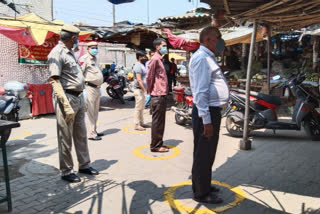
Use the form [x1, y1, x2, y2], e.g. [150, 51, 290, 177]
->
[164, 180, 246, 214]
[9, 130, 31, 140]
[122, 124, 151, 134]
[133, 144, 180, 160]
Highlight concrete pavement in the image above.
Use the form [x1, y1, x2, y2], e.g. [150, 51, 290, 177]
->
[0, 90, 320, 214]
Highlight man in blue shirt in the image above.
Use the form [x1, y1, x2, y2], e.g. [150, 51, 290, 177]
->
[189, 26, 229, 204]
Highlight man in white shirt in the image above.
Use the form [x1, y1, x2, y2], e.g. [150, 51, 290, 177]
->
[189, 26, 229, 204]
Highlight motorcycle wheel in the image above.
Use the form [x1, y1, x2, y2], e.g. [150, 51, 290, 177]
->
[226, 115, 244, 137]
[175, 113, 186, 125]
[115, 89, 125, 104]
[304, 115, 320, 141]
[106, 87, 117, 99]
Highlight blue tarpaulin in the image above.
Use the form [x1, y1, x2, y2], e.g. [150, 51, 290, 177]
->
[108, 0, 135, 4]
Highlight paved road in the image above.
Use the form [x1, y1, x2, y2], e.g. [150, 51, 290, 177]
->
[0, 89, 320, 214]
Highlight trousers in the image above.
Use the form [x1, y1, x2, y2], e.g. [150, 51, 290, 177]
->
[133, 88, 145, 125]
[191, 104, 221, 198]
[55, 93, 91, 176]
[150, 96, 167, 149]
[85, 85, 100, 138]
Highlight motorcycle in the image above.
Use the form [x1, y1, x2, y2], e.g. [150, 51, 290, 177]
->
[0, 91, 21, 143]
[104, 70, 127, 104]
[171, 86, 193, 125]
[224, 73, 320, 140]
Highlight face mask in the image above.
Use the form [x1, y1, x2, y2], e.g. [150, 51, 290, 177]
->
[215, 39, 225, 53]
[141, 59, 148, 65]
[90, 48, 98, 56]
[159, 46, 167, 55]
[73, 38, 79, 49]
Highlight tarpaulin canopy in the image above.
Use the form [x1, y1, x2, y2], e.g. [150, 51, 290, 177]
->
[163, 26, 274, 51]
[0, 13, 92, 46]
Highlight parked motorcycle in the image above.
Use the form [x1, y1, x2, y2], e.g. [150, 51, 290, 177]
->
[224, 73, 320, 140]
[104, 70, 127, 104]
[0, 81, 27, 143]
[171, 86, 193, 125]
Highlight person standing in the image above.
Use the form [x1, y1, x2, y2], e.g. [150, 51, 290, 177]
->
[146, 38, 169, 153]
[79, 42, 104, 141]
[144, 49, 155, 109]
[189, 26, 229, 203]
[170, 58, 178, 87]
[48, 24, 99, 183]
[133, 50, 148, 131]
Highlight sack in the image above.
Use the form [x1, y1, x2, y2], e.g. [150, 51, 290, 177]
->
[145, 94, 151, 106]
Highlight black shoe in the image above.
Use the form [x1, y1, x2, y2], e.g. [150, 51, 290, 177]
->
[79, 167, 99, 175]
[193, 193, 223, 204]
[61, 173, 81, 183]
[210, 185, 220, 192]
[89, 136, 102, 141]
[97, 132, 104, 137]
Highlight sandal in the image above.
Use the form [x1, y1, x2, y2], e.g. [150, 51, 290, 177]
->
[193, 194, 223, 204]
[150, 146, 169, 153]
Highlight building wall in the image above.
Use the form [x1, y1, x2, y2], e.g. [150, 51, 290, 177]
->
[0, 0, 53, 20]
[0, 0, 53, 86]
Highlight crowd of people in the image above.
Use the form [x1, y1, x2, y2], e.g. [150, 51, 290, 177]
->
[48, 24, 229, 204]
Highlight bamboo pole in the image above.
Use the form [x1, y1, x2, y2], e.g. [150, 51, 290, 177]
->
[240, 20, 257, 151]
[313, 36, 319, 72]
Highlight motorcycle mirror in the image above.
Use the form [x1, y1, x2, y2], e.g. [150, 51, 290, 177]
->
[272, 75, 281, 80]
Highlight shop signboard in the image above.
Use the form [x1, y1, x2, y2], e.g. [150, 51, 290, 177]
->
[18, 36, 59, 65]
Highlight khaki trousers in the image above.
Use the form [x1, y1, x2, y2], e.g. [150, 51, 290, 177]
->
[55, 93, 91, 176]
[85, 85, 100, 138]
[133, 88, 145, 125]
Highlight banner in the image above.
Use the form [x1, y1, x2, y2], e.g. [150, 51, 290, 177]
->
[18, 36, 59, 65]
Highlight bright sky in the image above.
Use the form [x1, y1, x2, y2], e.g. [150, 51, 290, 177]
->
[53, 0, 208, 26]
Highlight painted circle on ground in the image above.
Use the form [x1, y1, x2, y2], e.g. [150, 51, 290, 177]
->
[122, 124, 151, 134]
[9, 130, 31, 140]
[164, 180, 246, 214]
[132, 144, 180, 160]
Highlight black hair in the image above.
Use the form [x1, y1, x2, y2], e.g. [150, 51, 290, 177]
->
[153, 38, 166, 48]
[199, 26, 221, 43]
[136, 50, 146, 60]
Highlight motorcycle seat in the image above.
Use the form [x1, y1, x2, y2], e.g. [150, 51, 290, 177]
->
[256, 93, 281, 106]
[232, 89, 281, 106]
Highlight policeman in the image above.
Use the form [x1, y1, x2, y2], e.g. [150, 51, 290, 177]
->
[79, 42, 104, 141]
[48, 24, 99, 183]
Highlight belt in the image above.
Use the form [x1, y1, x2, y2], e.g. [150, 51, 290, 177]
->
[65, 89, 83, 97]
[85, 82, 98, 88]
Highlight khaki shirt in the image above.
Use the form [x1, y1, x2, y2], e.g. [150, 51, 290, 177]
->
[79, 53, 104, 87]
[48, 41, 85, 92]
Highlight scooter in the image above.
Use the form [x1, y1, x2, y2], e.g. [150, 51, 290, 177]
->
[171, 86, 193, 125]
[225, 73, 320, 140]
[0, 93, 20, 143]
[104, 70, 127, 104]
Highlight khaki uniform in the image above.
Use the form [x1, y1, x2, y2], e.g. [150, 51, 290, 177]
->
[79, 53, 104, 138]
[48, 41, 91, 176]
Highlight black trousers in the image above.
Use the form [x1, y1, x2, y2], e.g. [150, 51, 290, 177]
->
[192, 104, 222, 198]
[150, 96, 167, 149]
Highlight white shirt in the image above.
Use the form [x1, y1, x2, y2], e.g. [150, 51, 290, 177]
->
[189, 45, 230, 124]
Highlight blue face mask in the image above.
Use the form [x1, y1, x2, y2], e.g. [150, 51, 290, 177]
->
[215, 39, 225, 53]
[73, 38, 79, 49]
[90, 48, 98, 56]
[159, 46, 167, 55]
